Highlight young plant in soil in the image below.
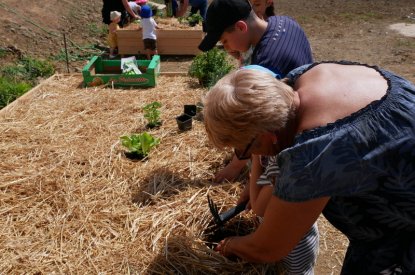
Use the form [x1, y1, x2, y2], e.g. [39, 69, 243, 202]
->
[188, 48, 234, 88]
[178, 13, 203, 27]
[143, 101, 162, 128]
[120, 132, 160, 160]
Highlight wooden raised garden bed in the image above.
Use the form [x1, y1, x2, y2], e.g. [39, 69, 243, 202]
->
[117, 24, 203, 55]
[82, 55, 160, 87]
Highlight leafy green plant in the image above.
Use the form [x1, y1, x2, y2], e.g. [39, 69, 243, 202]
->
[120, 132, 160, 159]
[178, 13, 203, 26]
[188, 48, 234, 87]
[143, 101, 162, 128]
[187, 13, 203, 26]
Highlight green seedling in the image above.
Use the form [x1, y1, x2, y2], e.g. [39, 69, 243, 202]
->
[120, 132, 160, 159]
[143, 101, 162, 128]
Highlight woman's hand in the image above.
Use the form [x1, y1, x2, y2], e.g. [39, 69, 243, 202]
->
[214, 237, 235, 257]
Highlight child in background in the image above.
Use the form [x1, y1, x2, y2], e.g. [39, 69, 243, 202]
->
[139, 5, 160, 60]
[107, 11, 122, 59]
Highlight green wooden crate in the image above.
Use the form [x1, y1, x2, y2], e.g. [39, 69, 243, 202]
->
[82, 55, 160, 87]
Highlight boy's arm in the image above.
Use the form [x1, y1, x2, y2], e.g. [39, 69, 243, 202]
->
[248, 155, 263, 209]
[214, 155, 247, 183]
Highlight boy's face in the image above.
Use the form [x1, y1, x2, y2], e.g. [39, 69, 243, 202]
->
[219, 21, 250, 55]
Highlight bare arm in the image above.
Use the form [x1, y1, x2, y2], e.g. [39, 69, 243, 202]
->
[216, 196, 329, 262]
[122, 0, 139, 19]
[248, 155, 263, 210]
[176, 0, 189, 17]
[109, 23, 118, 33]
[214, 154, 248, 183]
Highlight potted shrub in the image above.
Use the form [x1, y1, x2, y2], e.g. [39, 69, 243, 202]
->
[120, 132, 160, 160]
[188, 48, 234, 87]
[143, 101, 162, 128]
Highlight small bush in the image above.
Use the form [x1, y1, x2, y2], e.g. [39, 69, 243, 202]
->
[1, 57, 54, 83]
[0, 55, 54, 109]
[0, 77, 31, 109]
[20, 57, 54, 80]
[188, 48, 234, 88]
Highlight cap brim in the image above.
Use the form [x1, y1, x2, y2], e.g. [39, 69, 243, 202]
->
[198, 32, 222, 52]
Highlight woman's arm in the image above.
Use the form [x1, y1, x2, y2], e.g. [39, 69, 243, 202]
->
[216, 195, 329, 262]
[122, 0, 139, 19]
[176, 0, 189, 17]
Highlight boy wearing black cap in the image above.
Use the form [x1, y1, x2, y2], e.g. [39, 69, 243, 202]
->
[199, 0, 312, 76]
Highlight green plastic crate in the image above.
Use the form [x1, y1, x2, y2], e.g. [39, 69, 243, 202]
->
[82, 55, 160, 87]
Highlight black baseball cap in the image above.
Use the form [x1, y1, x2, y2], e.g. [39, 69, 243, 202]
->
[198, 0, 252, 52]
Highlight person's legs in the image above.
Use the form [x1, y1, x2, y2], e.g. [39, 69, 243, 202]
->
[190, 6, 197, 15]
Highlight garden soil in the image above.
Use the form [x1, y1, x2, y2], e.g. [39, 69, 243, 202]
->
[0, 0, 414, 274]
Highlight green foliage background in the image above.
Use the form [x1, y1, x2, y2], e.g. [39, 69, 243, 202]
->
[0, 53, 54, 109]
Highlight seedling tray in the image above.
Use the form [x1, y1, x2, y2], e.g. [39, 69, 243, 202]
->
[82, 55, 160, 87]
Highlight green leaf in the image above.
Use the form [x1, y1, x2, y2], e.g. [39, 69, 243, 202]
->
[120, 132, 159, 157]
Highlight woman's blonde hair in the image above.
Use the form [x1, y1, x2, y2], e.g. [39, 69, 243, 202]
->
[203, 68, 295, 149]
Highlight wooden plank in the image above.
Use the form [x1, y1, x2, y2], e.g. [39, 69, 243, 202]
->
[117, 28, 203, 55]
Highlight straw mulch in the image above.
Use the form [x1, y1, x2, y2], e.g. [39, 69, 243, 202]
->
[0, 74, 284, 274]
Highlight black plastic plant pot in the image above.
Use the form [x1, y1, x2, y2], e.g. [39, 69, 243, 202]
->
[176, 114, 192, 131]
[124, 151, 146, 161]
[184, 105, 197, 117]
[194, 102, 204, 121]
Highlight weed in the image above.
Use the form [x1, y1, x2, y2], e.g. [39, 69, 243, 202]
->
[52, 44, 103, 62]
[0, 48, 8, 58]
[87, 23, 108, 37]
